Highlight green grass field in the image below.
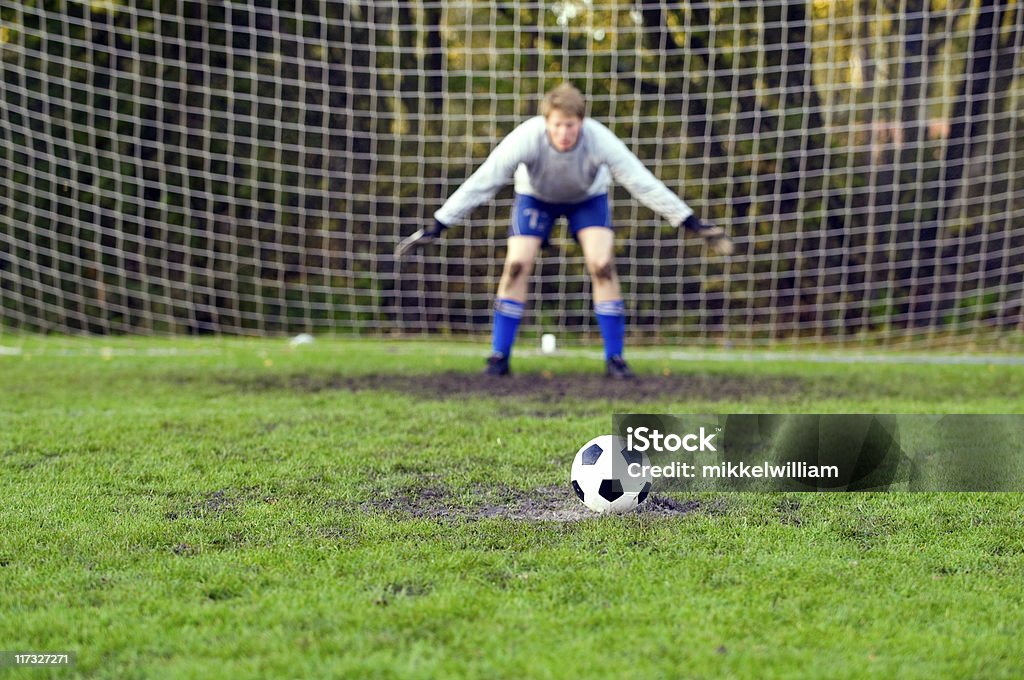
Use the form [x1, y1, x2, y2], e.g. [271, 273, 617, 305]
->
[2, 336, 1023, 679]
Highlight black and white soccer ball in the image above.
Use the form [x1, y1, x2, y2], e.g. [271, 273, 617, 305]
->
[570, 435, 653, 514]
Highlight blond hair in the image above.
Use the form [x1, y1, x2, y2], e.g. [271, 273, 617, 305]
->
[540, 83, 586, 119]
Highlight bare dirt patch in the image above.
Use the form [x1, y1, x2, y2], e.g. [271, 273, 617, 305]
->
[231, 371, 803, 403]
[362, 483, 700, 521]
[164, 489, 238, 520]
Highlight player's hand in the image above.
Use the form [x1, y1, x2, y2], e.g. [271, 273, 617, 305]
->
[396, 219, 447, 257]
[702, 228, 735, 256]
[681, 215, 735, 256]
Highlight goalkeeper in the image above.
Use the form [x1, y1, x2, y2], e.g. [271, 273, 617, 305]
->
[398, 83, 734, 378]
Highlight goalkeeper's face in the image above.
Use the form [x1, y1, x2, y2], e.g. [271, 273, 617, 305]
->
[545, 109, 582, 152]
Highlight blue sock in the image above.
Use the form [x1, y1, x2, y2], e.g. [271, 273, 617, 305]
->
[492, 298, 525, 356]
[594, 299, 625, 360]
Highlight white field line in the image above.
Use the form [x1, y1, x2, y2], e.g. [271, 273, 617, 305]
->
[2, 341, 1021, 366]
[433, 345, 1024, 366]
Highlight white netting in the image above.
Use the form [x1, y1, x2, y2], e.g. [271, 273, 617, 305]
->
[1, 1, 1022, 346]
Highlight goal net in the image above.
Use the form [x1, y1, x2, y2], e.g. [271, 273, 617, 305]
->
[2, 1, 1022, 347]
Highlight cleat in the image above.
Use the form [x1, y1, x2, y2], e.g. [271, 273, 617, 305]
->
[484, 352, 510, 376]
[605, 355, 636, 380]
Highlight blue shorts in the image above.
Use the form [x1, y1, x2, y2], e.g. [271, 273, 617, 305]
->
[510, 193, 611, 242]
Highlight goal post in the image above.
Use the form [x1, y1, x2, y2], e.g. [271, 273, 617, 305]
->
[2, 1, 1022, 347]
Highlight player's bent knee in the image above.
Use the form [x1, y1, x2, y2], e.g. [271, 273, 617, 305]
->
[505, 260, 530, 281]
[590, 260, 616, 282]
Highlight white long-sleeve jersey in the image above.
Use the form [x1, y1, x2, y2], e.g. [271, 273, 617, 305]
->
[434, 116, 694, 227]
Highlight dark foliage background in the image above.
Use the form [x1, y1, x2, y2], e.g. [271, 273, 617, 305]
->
[1, 1, 1021, 345]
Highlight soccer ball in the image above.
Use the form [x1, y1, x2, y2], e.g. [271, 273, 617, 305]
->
[570, 435, 653, 514]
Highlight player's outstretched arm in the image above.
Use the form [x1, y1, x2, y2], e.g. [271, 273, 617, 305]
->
[398, 120, 534, 259]
[395, 219, 448, 257]
[681, 214, 735, 256]
[591, 121, 734, 256]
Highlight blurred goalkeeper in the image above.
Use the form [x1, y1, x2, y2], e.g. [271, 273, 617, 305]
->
[397, 83, 734, 378]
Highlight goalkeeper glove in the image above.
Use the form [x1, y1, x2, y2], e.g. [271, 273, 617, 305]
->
[681, 214, 735, 256]
[396, 219, 447, 257]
